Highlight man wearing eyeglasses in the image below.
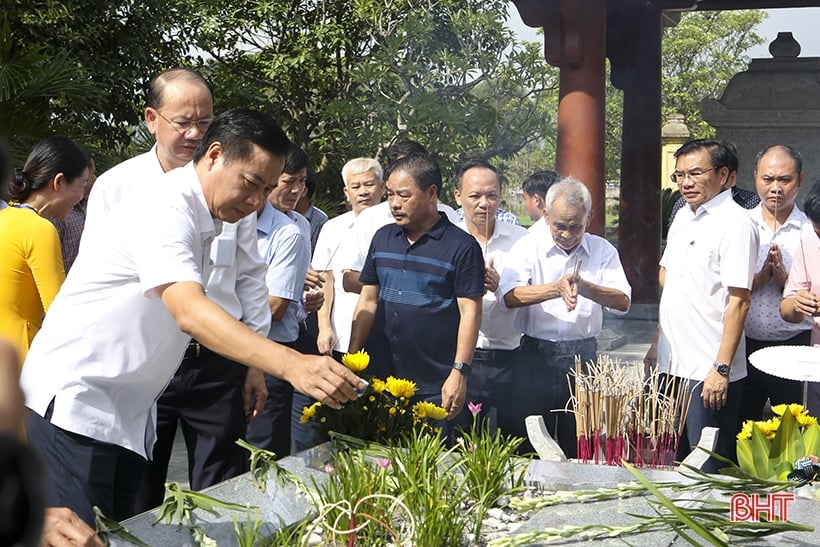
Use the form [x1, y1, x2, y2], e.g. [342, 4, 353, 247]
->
[85, 69, 270, 516]
[653, 138, 759, 473]
[666, 142, 759, 230]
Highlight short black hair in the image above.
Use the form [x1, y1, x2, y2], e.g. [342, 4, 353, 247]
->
[755, 144, 803, 175]
[674, 139, 734, 173]
[192, 108, 290, 166]
[283, 142, 308, 175]
[383, 140, 428, 168]
[8, 136, 89, 202]
[384, 153, 441, 195]
[804, 181, 820, 224]
[146, 68, 214, 109]
[453, 159, 500, 191]
[304, 173, 317, 198]
[522, 170, 560, 200]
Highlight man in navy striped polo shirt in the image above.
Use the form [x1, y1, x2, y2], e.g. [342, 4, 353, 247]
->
[349, 154, 484, 420]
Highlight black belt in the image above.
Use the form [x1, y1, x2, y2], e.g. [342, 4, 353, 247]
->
[520, 335, 597, 356]
[183, 341, 213, 361]
[472, 348, 517, 361]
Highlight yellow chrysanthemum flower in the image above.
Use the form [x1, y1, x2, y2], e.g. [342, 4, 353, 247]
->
[796, 413, 818, 427]
[389, 407, 397, 416]
[737, 420, 753, 440]
[300, 402, 322, 424]
[341, 350, 370, 372]
[771, 403, 806, 418]
[386, 376, 417, 399]
[371, 378, 386, 394]
[412, 401, 448, 421]
[754, 417, 780, 440]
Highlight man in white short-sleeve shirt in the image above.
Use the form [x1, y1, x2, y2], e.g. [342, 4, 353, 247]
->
[86, 69, 271, 515]
[20, 109, 366, 526]
[500, 177, 631, 456]
[739, 145, 810, 427]
[453, 160, 528, 434]
[656, 139, 759, 473]
[314, 157, 385, 357]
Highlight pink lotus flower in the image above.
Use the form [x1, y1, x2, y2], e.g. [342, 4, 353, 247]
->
[325, 463, 335, 474]
[468, 401, 482, 416]
[376, 458, 392, 469]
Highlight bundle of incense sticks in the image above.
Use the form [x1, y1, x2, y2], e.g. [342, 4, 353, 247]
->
[570, 355, 693, 468]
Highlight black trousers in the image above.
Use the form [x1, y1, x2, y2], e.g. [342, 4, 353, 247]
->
[665, 374, 744, 475]
[245, 340, 297, 459]
[453, 347, 516, 435]
[26, 405, 146, 526]
[509, 335, 597, 458]
[133, 343, 248, 514]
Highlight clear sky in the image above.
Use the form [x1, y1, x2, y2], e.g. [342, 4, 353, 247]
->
[748, 8, 820, 58]
[508, 7, 820, 59]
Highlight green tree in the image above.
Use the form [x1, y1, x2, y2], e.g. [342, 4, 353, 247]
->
[661, 10, 766, 138]
[0, 15, 99, 163]
[186, 0, 557, 205]
[1, 1, 196, 166]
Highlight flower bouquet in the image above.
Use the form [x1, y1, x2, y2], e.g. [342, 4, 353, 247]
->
[736, 403, 820, 482]
[299, 350, 448, 444]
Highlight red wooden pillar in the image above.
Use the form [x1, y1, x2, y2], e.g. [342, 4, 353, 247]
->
[514, 0, 607, 235]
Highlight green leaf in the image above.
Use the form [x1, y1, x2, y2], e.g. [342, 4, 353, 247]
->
[93, 506, 150, 547]
[770, 408, 803, 474]
[802, 422, 820, 457]
[750, 426, 773, 480]
[623, 462, 729, 546]
[736, 438, 755, 476]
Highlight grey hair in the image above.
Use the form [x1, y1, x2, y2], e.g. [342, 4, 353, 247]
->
[544, 177, 592, 216]
[341, 157, 383, 187]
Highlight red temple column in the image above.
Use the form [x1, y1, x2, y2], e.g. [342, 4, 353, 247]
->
[514, 0, 607, 236]
[554, 0, 607, 236]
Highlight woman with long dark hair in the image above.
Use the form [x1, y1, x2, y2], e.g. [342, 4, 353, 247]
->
[0, 136, 88, 366]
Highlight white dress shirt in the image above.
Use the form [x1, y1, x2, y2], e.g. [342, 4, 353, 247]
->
[527, 217, 549, 235]
[86, 147, 269, 334]
[658, 190, 759, 382]
[457, 219, 528, 350]
[745, 203, 811, 340]
[21, 164, 220, 458]
[312, 211, 360, 352]
[499, 231, 632, 341]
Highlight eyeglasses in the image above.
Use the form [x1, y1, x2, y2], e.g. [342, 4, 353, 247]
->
[670, 167, 715, 184]
[155, 110, 213, 135]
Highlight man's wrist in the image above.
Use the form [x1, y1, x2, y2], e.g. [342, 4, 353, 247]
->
[452, 362, 472, 377]
[713, 362, 731, 377]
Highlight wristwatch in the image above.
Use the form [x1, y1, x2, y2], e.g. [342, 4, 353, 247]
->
[713, 362, 731, 377]
[452, 362, 472, 377]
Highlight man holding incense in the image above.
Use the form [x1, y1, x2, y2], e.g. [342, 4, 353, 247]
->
[656, 138, 758, 473]
[453, 160, 528, 434]
[501, 177, 631, 457]
[738, 145, 809, 427]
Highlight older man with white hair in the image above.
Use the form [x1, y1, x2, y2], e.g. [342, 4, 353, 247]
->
[500, 177, 631, 457]
[314, 158, 386, 358]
